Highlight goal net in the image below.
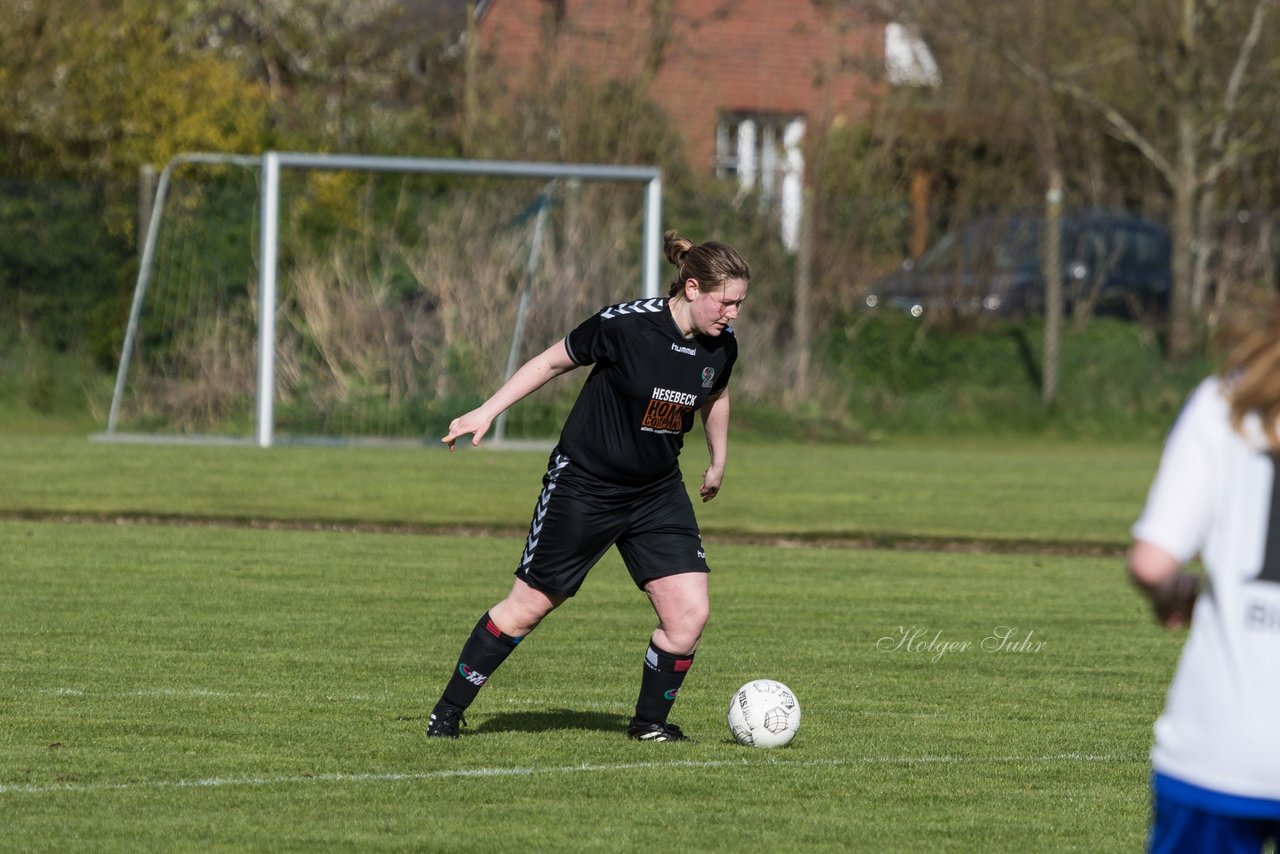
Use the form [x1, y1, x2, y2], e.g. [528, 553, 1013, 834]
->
[104, 152, 663, 446]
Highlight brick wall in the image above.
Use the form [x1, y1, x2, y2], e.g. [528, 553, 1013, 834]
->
[478, 0, 885, 171]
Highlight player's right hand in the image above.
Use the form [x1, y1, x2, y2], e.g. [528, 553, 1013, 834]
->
[441, 410, 492, 452]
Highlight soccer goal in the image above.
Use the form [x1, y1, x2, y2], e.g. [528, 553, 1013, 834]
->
[103, 151, 664, 447]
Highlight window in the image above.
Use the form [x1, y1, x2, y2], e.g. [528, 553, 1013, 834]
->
[715, 112, 806, 250]
[885, 23, 940, 87]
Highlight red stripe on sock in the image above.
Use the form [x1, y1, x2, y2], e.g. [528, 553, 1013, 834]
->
[485, 618, 503, 639]
[674, 658, 693, 673]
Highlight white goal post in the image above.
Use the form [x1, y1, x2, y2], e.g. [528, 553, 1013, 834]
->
[104, 151, 664, 447]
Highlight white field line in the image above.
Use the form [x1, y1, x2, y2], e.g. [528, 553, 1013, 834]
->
[38, 687, 632, 709]
[0, 753, 1128, 797]
[40, 687, 371, 702]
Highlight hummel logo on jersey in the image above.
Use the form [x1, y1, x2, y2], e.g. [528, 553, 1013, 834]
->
[458, 663, 488, 686]
[671, 343, 696, 356]
[600, 298, 664, 319]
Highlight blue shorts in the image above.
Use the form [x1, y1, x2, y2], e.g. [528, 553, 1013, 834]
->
[1150, 774, 1280, 854]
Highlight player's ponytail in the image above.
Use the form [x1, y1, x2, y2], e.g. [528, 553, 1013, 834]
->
[664, 230, 751, 298]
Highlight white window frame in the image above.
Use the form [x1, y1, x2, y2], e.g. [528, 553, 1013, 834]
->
[715, 113, 806, 250]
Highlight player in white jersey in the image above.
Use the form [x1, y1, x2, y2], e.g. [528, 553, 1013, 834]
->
[1129, 294, 1280, 852]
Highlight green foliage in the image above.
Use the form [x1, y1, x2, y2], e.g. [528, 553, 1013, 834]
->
[0, 179, 135, 363]
[0, 2, 268, 185]
[162, 0, 463, 154]
[0, 0, 1242, 443]
[826, 312, 1211, 440]
[0, 1, 269, 372]
[477, 73, 691, 179]
[0, 339, 113, 433]
[813, 123, 914, 264]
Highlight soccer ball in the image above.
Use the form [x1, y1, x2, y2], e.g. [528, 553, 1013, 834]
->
[727, 679, 801, 748]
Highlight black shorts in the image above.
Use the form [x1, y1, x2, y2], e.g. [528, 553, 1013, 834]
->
[514, 449, 709, 598]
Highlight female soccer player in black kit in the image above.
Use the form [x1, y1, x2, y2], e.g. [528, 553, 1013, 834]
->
[427, 230, 749, 742]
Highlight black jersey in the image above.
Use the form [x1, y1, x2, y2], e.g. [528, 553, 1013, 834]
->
[559, 296, 737, 486]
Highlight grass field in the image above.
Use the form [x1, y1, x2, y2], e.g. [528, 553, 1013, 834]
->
[0, 435, 1179, 851]
[0, 434, 1157, 546]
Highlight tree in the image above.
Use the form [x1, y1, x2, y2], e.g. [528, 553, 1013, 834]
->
[866, 0, 1280, 357]
[0, 0, 269, 355]
[174, 0, 463, 153]
[0, 0, 267, 183]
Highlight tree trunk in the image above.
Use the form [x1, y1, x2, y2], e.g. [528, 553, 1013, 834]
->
[1191, 186, 1217, 314]
[910, 169, 931, 257]
[1169, 109, 1198, 358]
[1167, 0, 1199, 359]
[792, 184, 814, 402]
[1042, 173, 1063, 405]
[1034, 0, 1062, 404]
[463, 0, 478, 156]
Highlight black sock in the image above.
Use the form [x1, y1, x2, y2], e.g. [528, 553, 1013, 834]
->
[633, 642, 695, 724]
[438, 612, 523, 711]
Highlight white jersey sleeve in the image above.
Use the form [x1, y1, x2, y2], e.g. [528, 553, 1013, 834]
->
[1133, 375, 1280, 803]
[1131, 380, 1219, 562]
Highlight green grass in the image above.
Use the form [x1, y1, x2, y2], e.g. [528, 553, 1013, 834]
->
[1, 519, 1175, 851]
[0, 435, 1159, 547]
[0, 436, 1177, 849]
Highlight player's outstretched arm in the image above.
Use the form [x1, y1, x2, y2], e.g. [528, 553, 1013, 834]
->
[1127, 539, 1200, 629]
[698, 389, 730, 502]
[441, 339, 578, 451]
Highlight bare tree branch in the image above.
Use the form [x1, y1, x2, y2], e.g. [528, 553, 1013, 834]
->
[1200, 0, 1272, 188]
[992, 46, 1177, 181]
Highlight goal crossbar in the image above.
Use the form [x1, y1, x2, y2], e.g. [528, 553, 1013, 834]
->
[105, 151, 664, 448]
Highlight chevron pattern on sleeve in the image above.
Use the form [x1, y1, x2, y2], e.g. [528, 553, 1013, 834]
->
[599, 298, 665, 319]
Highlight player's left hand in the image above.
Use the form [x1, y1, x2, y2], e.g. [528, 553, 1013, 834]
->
[700, 466, 723, 502]
[1153, 571, 1200, 629]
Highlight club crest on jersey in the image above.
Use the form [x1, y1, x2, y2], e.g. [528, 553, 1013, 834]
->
[701, 367, 715, 388]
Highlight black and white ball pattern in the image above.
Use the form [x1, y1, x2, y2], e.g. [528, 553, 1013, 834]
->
[727, 679, 801, 748]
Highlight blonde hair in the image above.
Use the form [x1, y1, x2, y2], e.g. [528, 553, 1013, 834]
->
[663, 230, 750, 298]
[1218, 292, 1280, 449]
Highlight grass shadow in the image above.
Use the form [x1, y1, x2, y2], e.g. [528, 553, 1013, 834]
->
[472, 708, 628, 735]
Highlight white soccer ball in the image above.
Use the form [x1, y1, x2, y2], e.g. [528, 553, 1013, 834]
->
[727, 679, 801, 748]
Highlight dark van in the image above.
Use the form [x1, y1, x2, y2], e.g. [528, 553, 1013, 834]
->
[862, 211, 1172, 319]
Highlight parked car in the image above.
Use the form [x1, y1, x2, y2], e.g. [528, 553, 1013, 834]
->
[862, 211, 1172, 319]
